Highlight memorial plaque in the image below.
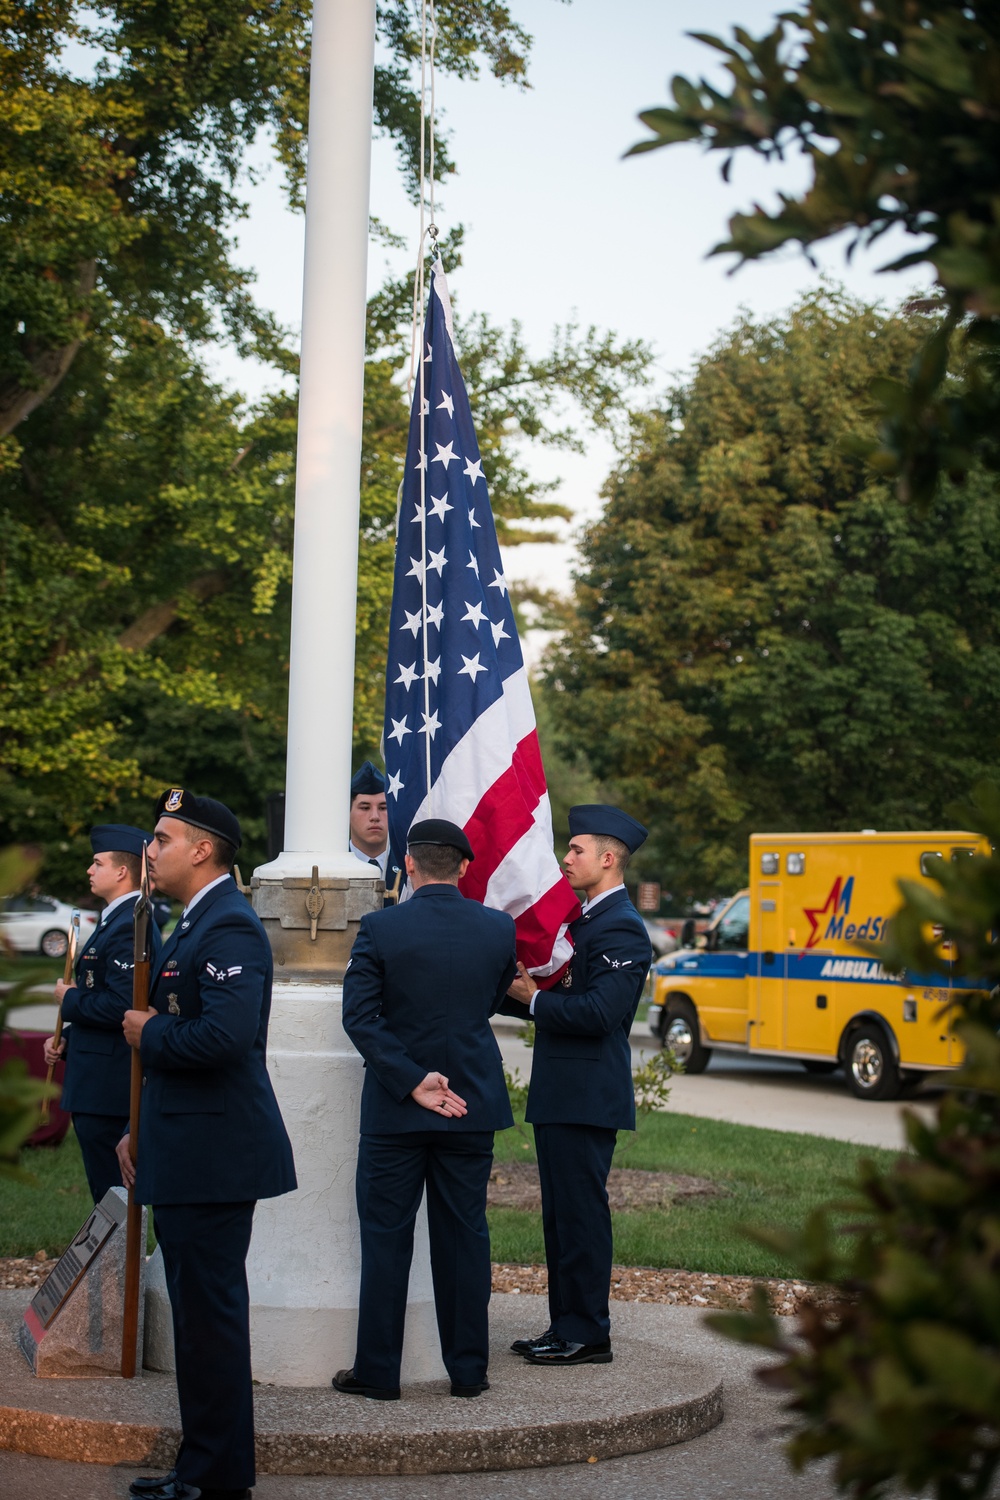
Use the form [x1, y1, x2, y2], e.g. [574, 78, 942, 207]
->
[18, 1186, 146, 1378]
[30, 1198, 120, 1327]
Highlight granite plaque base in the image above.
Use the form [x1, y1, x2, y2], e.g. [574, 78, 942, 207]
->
[18, 1186, 147, 1379]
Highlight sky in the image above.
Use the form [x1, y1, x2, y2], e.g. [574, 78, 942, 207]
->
[218, 0, 929, 597]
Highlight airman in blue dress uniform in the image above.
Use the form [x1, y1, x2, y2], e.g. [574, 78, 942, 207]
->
[118, 789, 296, 1500]
[334, 818, 516, 1401]
[504, 805, 652, 1366]
[349, 759, 402, 902]
[43, 824, 161, 1204]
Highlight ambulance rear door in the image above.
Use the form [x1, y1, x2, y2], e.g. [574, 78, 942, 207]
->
[752, 851, 785, 1053]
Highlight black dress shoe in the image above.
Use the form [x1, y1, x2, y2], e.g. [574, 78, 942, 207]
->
[451, 1378, 490, 1397]
[129, 1475, 179, 1497]
[524, 1338, 613, 1365]
[128, 1477, 200, 1500]
[332, 1366, 400, 1401]
[510, 1327, 560, 1356]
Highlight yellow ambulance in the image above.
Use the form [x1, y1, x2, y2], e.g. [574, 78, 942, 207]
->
[647, 830, 987, 1100]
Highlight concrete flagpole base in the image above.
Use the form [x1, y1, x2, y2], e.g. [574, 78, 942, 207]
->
[248, 972, 446, 1386]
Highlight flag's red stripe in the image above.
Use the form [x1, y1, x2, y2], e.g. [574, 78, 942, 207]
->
[460, 730, 547, 903]
[514, 880, 580, 971]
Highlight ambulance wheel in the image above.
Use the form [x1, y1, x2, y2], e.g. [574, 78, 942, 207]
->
[663, 1000, 712, 1074]
[844, 1023, 900, 1101]
[40, 928, 68, 959]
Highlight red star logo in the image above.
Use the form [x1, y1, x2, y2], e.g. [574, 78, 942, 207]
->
[803, 877, 844, 949]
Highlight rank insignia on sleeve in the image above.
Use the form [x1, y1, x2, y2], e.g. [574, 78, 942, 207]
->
[602, 954, 632, 969]
[165, 787, 184, 812]
[167, 993, 181, 1015]
[112, 958, 134, 971]
[206, 962, 243, 983]
[85, 970, 95, 988]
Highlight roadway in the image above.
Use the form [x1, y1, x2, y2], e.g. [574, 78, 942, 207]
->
[492, 1018, 939, 1153]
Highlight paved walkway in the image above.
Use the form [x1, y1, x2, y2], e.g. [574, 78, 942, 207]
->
[0, 1299, 842, 1500]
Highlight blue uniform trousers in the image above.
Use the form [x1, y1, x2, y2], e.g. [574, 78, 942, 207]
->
[153, 1201, 257, 1491]
[535, 1123, 617, 1345]
[354, 1131, 494, 1391]
[72, 1113, 129, 1205]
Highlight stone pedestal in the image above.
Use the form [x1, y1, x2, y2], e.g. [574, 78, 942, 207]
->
[19, 1187, 146, 1379]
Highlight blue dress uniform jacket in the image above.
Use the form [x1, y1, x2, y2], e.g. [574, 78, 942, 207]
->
[132, 874, 295, 1497]
[134, 876, 296, 1206]
[61, 897, 162, 1117]
[506, 887, 652, 1348]
[341, 882, 516, 1392]
[343, 883, 516, 1135]
[526, 888, 652, 1130]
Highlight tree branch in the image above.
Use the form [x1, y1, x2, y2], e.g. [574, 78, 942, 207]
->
[0, 261, 98, 438]
[117, 571, 229, 652]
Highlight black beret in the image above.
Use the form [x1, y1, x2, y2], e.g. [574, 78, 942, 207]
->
[568, 804, 648, 854]
[154, 788, 242, 849]
[90, 824, 151, 858]
[407, 818, 475, 862]
[350, 760, 386, 799]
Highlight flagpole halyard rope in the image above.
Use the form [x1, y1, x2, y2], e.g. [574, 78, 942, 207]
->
[411, 0, 438, 807]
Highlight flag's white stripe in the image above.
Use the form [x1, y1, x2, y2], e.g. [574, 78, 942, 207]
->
[484, 813, 566, 921]
[534, 926, 574, 978]
[407, 666, 536, 828]
[433, 260, 457, 349]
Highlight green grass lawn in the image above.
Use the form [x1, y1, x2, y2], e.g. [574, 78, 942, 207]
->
[2, 1113, 898, 1282]
[1, 1129, 93, 1257]
[490, 1112, 898, 1279]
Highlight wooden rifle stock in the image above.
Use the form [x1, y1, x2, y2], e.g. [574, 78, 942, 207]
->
[40, 911, 79, 1127]
[122, 849, 153, 1378]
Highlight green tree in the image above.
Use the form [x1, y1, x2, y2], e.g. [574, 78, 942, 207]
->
[0, 0, 535, 444]
[544, 289, 1000, 895]
[629, 0, 1000, 505]
[0, 288, 649, 887]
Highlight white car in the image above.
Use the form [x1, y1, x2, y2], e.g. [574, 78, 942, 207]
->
[0, 896, 99, 959]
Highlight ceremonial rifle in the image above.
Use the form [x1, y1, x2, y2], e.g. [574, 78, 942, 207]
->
[122, 844, 152, 1378]
[39, 909, 80, 1127]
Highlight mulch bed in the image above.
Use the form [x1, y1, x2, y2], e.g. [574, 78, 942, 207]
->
[0, 1253, 835, 1318]
[488, 1161, 724, 1213]
[0, 1251, 58, 1289]
[492, 1262, 840, 1317]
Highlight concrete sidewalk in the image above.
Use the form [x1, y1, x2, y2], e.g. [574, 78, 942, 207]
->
[0, 1293, 721, 1484]
[0, 1296, 844, 1500]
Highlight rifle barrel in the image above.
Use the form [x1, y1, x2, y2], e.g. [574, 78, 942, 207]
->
[122, 848, 152, 1378]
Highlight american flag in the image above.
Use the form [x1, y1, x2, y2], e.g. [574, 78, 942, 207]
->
[382, 259, 580, 976]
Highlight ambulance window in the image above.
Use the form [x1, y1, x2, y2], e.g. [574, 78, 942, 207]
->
[716, 896, 750, 950]
[760, 852, 779, 875]
[920, 852, 943, 876]
[950, 848, 974, 862]
[786, 852, 805, 875]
